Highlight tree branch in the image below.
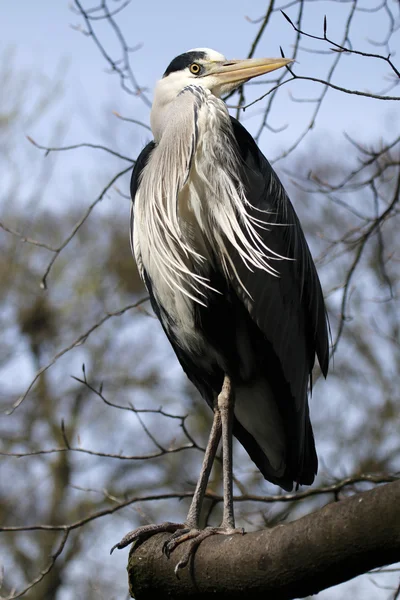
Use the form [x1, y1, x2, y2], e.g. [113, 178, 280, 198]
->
[127, 480, 400, 599]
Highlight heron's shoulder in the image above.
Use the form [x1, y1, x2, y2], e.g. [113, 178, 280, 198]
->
[229, 117, 265, 164]
[130, 141, 156, 201]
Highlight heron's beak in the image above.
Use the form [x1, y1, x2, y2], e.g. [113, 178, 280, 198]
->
[209, 57, 293, 84]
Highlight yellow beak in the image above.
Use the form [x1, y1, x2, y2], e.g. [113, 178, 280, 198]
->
[208, 57, 293, 84]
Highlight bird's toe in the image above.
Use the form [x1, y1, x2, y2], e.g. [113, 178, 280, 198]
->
[110, 521, 185, 554]
[165, 525, 244, 575]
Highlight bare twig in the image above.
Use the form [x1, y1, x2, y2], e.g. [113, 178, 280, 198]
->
[27, 135, 135, 162]
[7, 297, 149, 414]
[281, 10, 400, 79]
[72, 0, 151, 105]
[40, 163, 132, 289]
[0, 221, 57, 252]
[1, 531, 69, 600]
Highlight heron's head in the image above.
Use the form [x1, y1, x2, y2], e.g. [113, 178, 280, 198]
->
[151, 48, 292, 140]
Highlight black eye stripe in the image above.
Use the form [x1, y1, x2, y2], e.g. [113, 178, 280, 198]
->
[163, 51, 207, 77]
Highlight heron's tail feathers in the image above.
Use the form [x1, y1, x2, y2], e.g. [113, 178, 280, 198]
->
[233, 379, 317, 492]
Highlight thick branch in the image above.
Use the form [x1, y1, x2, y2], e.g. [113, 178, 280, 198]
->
[127, 480, 400, 599]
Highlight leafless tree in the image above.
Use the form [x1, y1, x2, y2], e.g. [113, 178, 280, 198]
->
[0, 1, 399, 598]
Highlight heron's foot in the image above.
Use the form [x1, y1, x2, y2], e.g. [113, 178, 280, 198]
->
[110, 521, 186, 554]
[163, 525, 244, 575]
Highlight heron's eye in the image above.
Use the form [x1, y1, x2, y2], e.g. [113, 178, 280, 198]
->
[189, 63, 201, 75]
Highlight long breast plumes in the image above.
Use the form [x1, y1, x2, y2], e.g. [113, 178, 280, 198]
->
[133, 85, 289, 312]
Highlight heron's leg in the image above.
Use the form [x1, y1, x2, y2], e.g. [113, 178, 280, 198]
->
[184, 405, 222, 528]
[218, 374, 236, 529]
[164, 375, 243, 574]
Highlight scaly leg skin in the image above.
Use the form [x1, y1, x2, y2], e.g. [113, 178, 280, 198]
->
[163, 375, 244, 574]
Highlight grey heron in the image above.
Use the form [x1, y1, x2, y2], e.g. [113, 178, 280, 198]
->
[112, 48, 329, 570]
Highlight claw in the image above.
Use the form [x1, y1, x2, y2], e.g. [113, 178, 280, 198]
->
[174, 557, 188, 576]
[162, 539, 171, 558]
[110, 542, 119, 555]
[163, 527, 190, 558]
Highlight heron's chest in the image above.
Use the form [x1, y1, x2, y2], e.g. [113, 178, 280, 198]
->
[133, 181, 212, 353]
